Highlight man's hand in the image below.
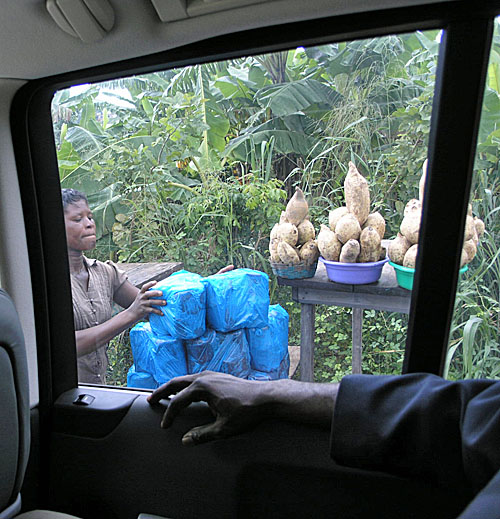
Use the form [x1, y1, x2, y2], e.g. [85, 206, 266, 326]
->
[147, 371, 268, 445]
[147, 372, 338, 446]
[148, 371, 265, 445]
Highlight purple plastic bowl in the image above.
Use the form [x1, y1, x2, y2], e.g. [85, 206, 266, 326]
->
[319, 256, 389, 285]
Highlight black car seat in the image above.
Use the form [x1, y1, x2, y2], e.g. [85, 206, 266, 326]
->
[0, 288, 80, 519]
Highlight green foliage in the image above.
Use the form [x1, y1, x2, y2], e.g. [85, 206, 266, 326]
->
[167, 174, 287, 275]
[105, 332, 133, 386]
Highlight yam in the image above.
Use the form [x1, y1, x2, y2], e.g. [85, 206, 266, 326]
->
[339, 239, 360, 263]
[285, 187, 308, 226]
[358, 246, 381, 263]
[468, 203, 473, 216]
[279, 211, 289, 224]
[404, 199, 421, 217]
[270, 251, 281, 264]
[362, 213, 385, 240]
[269, 236, 281, 263]
[297, 218, 315, 245]
[400, 214, 420, 245]
[358, 226, 381, 263]
[300, 239, 320, 265]
[460, 248, 469, 268]
[472, 224, 479, 246]
[276, 222, 298, 246]
[463, 239, 477, 264]
[360, 226, 381, 252]
[419, 159, 428, 204]
[270, 223, 279, 242]
[403, 244, 419, 268]
[335, 213, 361, 244]
[464, 215, 475, 242]
[317, 224, 341, 262]
[269, 236, 278, 254]
[328, 206, 349, 231]
[474, 217, 485, 239]
[344, 161, 370, 225]
[278, 241, 300, 265]
[388, 233, 411, 265]
[379, 245, 387, 261]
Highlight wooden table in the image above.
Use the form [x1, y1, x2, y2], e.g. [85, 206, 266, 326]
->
[118, 262, 183, 288]
[277, 261, 411, 381]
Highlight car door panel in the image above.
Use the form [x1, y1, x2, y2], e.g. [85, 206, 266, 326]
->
[48, 392, 468, 519]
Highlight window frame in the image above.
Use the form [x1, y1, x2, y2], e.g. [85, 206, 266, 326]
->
[9, 1, 499, 405]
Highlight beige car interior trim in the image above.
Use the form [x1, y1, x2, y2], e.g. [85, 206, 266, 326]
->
[0, 79, 39, 407]
[46, 0, 115, 43]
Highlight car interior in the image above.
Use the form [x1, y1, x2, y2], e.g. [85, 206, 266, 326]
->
[0, 0, 499, 518]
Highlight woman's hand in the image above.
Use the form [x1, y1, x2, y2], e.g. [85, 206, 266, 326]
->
[215, 264, 235, 275]
[126, 280, 166, 321]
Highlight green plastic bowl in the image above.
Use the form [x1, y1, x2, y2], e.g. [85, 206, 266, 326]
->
[389, 261, 468, 290]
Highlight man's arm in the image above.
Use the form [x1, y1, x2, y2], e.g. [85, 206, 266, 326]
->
[148, 371, 338, 445]
[331, 374, 500, 495]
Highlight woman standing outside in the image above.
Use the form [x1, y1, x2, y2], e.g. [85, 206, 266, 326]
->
[62, 188, 167, 384]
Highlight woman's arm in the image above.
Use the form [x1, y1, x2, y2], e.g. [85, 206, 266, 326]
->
[75, 280, 165, 357]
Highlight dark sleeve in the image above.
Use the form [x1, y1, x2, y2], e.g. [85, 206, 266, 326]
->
[458, 469, 500, 518]
[331, 373, 500, 496]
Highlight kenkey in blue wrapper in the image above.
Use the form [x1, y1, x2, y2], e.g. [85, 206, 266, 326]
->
[203, 268, 269, 332]
[129, 321, 188, 384]
[247, 353, 290, 381]
[185, 328, 251, 379]
[127, 365, 159, 389]
[149, 270, 206, 339]
[245, 304, 290, 378]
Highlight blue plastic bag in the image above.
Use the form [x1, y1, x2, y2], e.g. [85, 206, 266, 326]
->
[149, 270, 206, 339]
[185, 328, 251, 379]
[130, 321, 188, 384]
[246, 304, 289, 375]
[247, 353, 290, 381]
[127, 365, 158, 389]
[203, 268, 269, 332]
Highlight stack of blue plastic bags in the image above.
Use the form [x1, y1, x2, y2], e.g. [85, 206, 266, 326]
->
[127, 268, 290, 389]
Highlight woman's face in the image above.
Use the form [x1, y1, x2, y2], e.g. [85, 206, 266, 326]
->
[64, 200, 97, 252]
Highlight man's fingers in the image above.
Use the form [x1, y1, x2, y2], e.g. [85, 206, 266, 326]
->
[181, 422, 226, 446]
[160, 384, 207, 428]
[147, 375, 196, 404]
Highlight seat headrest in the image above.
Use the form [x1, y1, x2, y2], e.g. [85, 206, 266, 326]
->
[0, 289, 30, 514]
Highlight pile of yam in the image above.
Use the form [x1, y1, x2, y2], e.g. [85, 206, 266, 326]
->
[318, 161, 386, 263]
[269, 188, 320, 266]
[388, 160, 486, 268]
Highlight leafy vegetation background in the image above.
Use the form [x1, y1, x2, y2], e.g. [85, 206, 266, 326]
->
[52, 29, 499, 385]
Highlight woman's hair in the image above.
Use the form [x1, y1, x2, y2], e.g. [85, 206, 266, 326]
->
[61, 188, 88, 210]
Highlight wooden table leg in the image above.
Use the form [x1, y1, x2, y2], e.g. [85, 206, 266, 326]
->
[300, 303, 315, 382]
[352, 307, 363, 374]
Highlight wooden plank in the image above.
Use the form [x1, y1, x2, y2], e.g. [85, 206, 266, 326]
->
[288, 345, 300, 378]
[117, 262, 183, 288]
[295, 288, 411, 314]
[352, 308, 363, 374]
[300, 303, 316, 382]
